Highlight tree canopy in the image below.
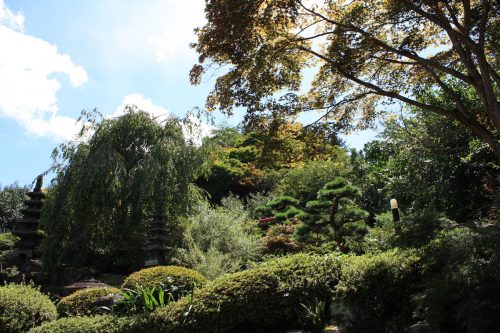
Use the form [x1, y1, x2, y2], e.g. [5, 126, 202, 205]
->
[191, 0, 500, 159]
[41, 108, 206, 273]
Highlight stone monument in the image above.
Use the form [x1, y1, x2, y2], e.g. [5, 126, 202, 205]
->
[12, 175, 45, 260]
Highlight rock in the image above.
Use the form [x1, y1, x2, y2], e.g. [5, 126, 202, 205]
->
[408, 322, 439, 333]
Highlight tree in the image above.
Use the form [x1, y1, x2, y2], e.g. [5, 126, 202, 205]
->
[191, 0, 500, 160]
[198, 120, 344, 202]
[295, 177, 368, 253]
[41, 108, 206, 273]
[362, 110, 498, 222]
[277, 158, 352, 206]
[0, 183, 28, 232]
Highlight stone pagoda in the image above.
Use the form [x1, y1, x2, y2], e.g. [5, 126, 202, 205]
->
[12, 175, 45, 261]
[144, 197, 168, 267]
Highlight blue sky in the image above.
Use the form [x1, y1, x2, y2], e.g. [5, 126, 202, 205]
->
[0, 0, 376, 186]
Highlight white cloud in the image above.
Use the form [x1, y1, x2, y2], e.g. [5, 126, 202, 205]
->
[114, 93, 213, 145]
[0, 0, 24, 31]
[0, 1, 88, 141]
[113, 93, 170, 121]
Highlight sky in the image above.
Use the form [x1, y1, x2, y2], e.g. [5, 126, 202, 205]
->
[0, 0, 376, 187]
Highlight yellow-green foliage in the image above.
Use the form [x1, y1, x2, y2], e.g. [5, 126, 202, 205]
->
[0, 283, 57, 333]
[151, 253, 343, 333]
[28, 315, 146, 333]
[0, 232, 17, 251]
[57, 287, 120, 317]
[122, 265, 206, 290]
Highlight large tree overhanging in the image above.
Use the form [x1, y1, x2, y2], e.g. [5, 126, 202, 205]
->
[191, 0, 500, 159]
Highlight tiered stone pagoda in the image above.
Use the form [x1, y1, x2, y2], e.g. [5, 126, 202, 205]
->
[144, 199, 168, 267]
[12, 176, 45, 261]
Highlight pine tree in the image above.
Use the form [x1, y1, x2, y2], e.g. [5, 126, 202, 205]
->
[295, 177, 367, 253]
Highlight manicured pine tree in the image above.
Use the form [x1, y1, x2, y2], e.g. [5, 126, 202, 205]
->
[295, 177, 367, 253]
[255, 196, 304, 224]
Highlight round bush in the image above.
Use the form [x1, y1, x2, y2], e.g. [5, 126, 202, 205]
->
[57, 287, 120, 317]
[28, 315, 147, 333]
[122, 265, 206, 291]
[0, 283, 57, 333]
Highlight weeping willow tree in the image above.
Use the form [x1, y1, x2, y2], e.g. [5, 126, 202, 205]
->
[40, 108, 206, 274]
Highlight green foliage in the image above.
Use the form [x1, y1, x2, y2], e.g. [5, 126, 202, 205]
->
[0, 232, 17, 252]
[110, 285, 185, 315]
[0, 183, 27, 232]
[295, 177, 368, 253]
[334, 250, 421, 333]
[416, 225, 500, 333]
[198, 127, 266, 203]
[359, 213, 395, 254]
[0, 283, 57, 333]
[151, 253, 342, 333]
[361, 106, 498, 223]
[57, 287, 120, 317]
[122, 265, 206, 293]
[28, 315, 146, 333]
[41, 108, 206, 273]
[192, 0, 500, 160]
[199, 123, 346, 203]
[176, 197, 261, 279]
[395, 210, 456, 249]
[295, 298, 328, 333]
[277, 158, 352, 206]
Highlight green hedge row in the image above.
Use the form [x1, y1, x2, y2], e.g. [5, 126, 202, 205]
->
[28, 315, 146, 333]
[26, 251, 420, 333]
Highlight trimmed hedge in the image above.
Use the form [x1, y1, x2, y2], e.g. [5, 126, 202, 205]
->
[57, 287, 120, 317]
[122, 265, 206, 291]
[0, 283, 57, 333]
[29, 251, 421, 333]
[150, 253, 343, 333]
[334, 249, 421, 333]
[28, 315, 146, 333]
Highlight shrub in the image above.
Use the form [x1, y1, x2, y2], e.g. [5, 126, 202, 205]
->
[177, 198, 262, 279]
[0, 232, 17, 251]
[28, 315, 147, 333]
[57, 287, 120, 317]
[416, 225, 500, 333]
[122, 266, 206, 295]
[0, 232, 18, 264]
[151, 253, 343, 333]
[333, 249, 421, 333]
[0, 283, 57, 333]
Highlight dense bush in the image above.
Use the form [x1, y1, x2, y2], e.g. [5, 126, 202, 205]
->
[416, 225, 500, 333]
[0, 283, 57, 333]
[57, 287, 120, 317]
[0, 232, 17, 251]
[333, 250, 421, 333]
[122, 266, 206, 293]
[0, 183, 27, 232]
[177, 197, 261, 279]
[151, 253, 343, 333]
[28, 315, 146, 333]
[0, 232, 17, 262]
